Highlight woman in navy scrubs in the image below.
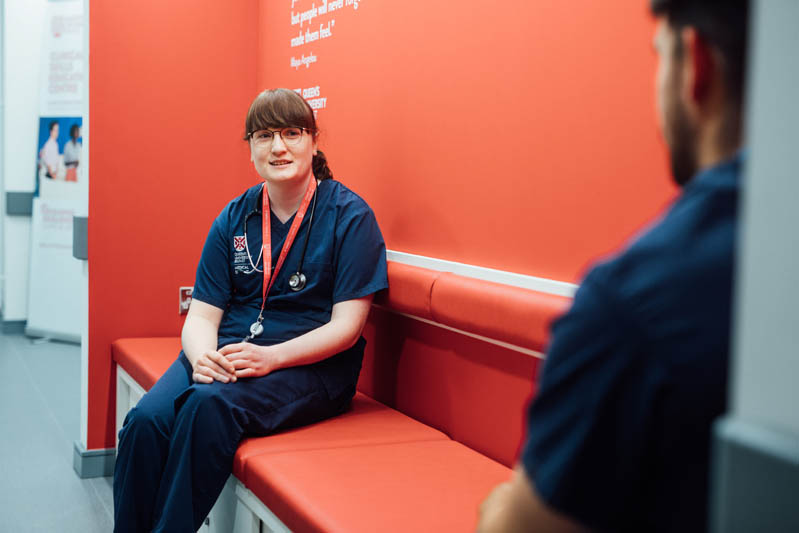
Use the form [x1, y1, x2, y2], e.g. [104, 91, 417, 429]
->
[113, 88, 388, 533]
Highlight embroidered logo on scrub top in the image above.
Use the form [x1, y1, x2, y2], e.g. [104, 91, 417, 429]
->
[233, 235, 251, 274]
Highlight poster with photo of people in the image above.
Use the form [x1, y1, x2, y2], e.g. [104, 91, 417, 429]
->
[36, 116, 83, 193]
[27, 0, 85, 342]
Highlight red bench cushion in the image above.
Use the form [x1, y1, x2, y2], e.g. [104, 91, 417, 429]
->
[110, 338, 450, 473]
[360, 308, 544, 467]
[233, 392, 449, 478]
[373, 261, 441, 320]
[112, 337, 181, 390]
[430, 272, 571, 352]
[245, 440, 512, 533]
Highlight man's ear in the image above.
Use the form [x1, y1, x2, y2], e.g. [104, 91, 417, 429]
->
[682, 27, 715, 105]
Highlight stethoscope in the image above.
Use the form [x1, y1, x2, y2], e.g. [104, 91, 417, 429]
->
[241, 185, 318, 292]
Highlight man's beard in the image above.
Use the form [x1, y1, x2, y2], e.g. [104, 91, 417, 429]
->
[667, 100, 699, 187]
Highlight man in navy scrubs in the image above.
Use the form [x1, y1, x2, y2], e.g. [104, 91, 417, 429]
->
[478, 1, 749, 531]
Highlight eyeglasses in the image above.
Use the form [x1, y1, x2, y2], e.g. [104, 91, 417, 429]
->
[248, 127, 310, 147]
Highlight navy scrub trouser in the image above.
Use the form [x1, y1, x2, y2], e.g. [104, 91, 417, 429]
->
[113, 353, 349, 533]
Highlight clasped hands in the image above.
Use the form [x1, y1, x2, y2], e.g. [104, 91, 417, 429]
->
[191, 343, 279, 383]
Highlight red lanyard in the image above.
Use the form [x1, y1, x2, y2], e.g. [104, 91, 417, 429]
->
[258, 177, 317, 314]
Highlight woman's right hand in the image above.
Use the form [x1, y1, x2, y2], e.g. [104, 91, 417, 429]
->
[191, 350, 237, 384]
[182, 299, 230, 384]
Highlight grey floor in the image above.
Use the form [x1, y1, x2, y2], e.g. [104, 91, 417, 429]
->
[0, 332, 114, 532]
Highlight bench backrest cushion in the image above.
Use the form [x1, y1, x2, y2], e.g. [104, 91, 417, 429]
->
[361, 262, 572, 466]
[431, 272, 570, 352]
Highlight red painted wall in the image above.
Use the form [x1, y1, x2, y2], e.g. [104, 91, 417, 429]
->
[257, 1, 676, 283]
[88, 0, 258, 448]
[254, 0, 677, 464]
[89, 1, 675, 450]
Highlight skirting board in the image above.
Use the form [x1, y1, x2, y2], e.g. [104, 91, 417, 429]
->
[25, 326, 80, 344]
[2, 319, 26, 334]
[0, 309, 26, 334]
[73, 441, 116, 479]
[711, 416, 799, 533]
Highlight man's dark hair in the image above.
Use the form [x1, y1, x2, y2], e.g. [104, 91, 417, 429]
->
[49, 120, 58, 133]
[650, 0, 749, 105]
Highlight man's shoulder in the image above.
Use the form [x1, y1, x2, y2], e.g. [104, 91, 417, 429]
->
[525, 154, 745, 532]
[586, 155, 741, 340]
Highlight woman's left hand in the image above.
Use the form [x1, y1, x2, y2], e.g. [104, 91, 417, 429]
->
[219, 342, 282, 378]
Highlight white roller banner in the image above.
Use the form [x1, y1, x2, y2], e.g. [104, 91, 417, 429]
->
[26, 198, 83, 341]
[27, 0, 84, 342]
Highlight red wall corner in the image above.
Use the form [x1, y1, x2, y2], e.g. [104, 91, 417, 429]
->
[88, 0, 259, 449]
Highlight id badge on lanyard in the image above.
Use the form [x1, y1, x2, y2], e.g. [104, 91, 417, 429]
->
[244, 177, 317, 342]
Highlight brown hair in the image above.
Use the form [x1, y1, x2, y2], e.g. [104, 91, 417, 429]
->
[650, 0, 748, 107]
[243, 88, 334, 181]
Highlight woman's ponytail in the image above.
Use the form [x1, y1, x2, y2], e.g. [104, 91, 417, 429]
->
[312, 149, 334, 181]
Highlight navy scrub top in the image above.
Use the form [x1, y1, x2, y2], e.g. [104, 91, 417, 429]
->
[192, 179, 388, 393]
[522, 152, 743, 532]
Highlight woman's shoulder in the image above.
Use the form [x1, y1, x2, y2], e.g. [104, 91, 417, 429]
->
[321, 179, 374, 214]
[212, 183, 262, 228]
[221, 183, 262, 213]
